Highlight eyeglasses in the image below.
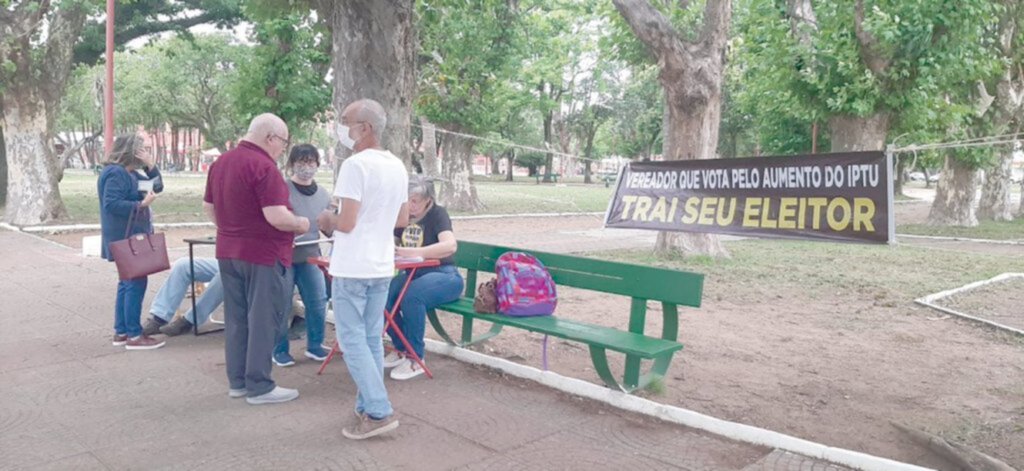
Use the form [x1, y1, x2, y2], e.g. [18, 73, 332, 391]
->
[270, 134, 291, 147]
[339, 119, 368, 128]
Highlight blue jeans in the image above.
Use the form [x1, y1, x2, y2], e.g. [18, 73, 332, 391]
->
[333, 276, 392, 419]
[275, 262, 328, 355]
[150, 258, 223, 325]
[386, 265, 464, 359]
[114, 276, 148, 337]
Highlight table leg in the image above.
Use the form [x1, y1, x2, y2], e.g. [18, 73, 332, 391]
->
[384, 268, 433, 379]
[189, 243, 198, 336]
[316, 265, 339, 376]
[318, 266, 433, 379]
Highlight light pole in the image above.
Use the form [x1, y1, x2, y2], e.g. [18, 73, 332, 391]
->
[103, 0, 115, 154]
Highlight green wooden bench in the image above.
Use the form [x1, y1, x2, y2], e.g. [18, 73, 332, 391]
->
[600, 172, 618, 188]
[427, 241, 704, 393]
[533, 172, 561, 183]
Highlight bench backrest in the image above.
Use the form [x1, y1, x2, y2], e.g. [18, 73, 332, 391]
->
[453, 240, 703, 307]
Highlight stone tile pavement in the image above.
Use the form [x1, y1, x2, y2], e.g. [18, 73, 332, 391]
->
[0, 229, 849, 470]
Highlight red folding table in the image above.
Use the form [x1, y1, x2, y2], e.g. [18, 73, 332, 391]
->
[308, 256, 439, 378]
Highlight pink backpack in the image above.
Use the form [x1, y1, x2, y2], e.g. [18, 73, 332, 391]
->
[495, 252, 557, 316]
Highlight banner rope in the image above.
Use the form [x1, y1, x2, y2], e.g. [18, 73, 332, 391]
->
[889, 133, 1023, 154]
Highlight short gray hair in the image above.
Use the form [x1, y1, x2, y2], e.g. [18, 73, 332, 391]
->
[351, 99, 387, 141]
[408, 174, 436, 201]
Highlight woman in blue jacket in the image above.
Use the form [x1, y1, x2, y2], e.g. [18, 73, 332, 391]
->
[98, 133, 165, 350]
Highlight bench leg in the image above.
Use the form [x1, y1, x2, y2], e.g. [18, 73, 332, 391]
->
[427, 309, 458, 345]
[588, 347, 678, 394]
[589, 346, 626, 392]
[427, 309, 505, 347]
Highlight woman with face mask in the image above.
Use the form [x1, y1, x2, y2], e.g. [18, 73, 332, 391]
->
[273, 144, 332, 367]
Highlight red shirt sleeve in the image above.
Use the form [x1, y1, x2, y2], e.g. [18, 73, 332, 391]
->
[203, 163, 216, 204]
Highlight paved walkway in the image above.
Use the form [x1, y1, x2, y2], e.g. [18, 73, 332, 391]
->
[0, 229, 848, 470]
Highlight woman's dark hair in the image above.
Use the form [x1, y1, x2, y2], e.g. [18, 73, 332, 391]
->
[287, 144, 320, 167]
[105, 133, 146, 168]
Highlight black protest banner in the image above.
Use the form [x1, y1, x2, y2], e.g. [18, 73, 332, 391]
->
[603, 152, 894, 244]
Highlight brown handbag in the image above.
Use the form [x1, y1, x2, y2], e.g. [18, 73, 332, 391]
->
[109, 208, 170, 280]
[473, 279, 498, 313]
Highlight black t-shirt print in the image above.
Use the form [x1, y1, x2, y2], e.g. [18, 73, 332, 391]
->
[395, 204, 455, 265]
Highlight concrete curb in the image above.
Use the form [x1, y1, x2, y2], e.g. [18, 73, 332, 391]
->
[18, 221, 216, 233]
[450, 211, 604, 221]
[1, 223, 86, 250]
[914, 272, 1024, 336]
[898, 233, 1024, 246]
[423, 338, 933, 471]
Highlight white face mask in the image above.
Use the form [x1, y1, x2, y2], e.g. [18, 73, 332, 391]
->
[336, 123, 356, 150]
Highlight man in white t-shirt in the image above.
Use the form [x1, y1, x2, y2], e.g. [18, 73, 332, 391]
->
[317, 99, 409, 440]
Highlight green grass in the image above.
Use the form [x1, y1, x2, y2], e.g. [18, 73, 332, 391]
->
[599, 239, 1024, 303]
[57, 171, 613, 224]
[465, 182, 612, 216]
[60, 172, 209, 224]
[898, 218, 1024, 241]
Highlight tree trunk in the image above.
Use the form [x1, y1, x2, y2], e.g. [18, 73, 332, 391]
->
[582, 125, 596, 184]
[0, 124, 7, 208]
[171, 126, 180, 170]
[2, 96, 69, 224]
[1018, 179, 1024, 218]
[894, 156, 905, 196]
[505, 149, 514, 182]
[321, 0, 416, 168]
[542, 111, 554, 182]
[828, 113, 889, 152]
[657, 86, 730, 256]
[927, 155, 979, 226]
[490, 155, 501, 175]
[977, 150, 1015, 221]
[614, 0, 732, 258]
[438, 130, 483, 212]
[420, 116, 438, 177]
[1, 3, 87, 225]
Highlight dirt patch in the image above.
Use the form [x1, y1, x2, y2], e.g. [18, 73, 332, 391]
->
[934, 276, 1024, 333]
[894, 200, 932, 225]
[430, 280, 1024, 470]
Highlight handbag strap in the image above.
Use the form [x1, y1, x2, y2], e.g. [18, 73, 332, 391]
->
[123, 204, 140, 239]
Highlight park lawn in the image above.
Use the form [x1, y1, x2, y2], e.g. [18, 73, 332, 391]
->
[57, 171, 613, 224]
[602, 238, 1024, 304]
[463, 181, 612, 216]
[60, 172, 209, 224]
[898, 218, 1024, 241]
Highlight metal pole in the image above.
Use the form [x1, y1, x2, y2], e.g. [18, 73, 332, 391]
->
[885, 146, 897, 245]
[103, 0, 115, 155]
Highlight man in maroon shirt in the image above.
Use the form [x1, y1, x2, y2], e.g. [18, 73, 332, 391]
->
[203, 113, 310, 405]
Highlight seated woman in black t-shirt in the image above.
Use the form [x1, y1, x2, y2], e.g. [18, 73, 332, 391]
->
[383, 175, 464, 380]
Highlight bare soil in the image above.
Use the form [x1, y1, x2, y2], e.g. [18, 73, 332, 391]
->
[34, 203, 1024, 470]
[935, 277, 1024, 333]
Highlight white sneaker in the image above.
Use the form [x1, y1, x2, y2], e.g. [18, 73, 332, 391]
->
[383, 350, 405, 369]
[228, 388, 246, 398]
[246, 386, 299, 405]
[390, 358, 425, 380]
